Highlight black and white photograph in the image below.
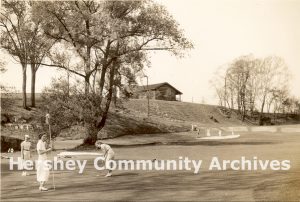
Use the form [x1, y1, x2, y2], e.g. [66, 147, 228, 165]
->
[1, 0, 300, 201]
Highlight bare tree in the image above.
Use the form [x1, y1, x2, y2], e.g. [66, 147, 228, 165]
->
[224, 55, 254, 121]
[256, 56, 290, 125]
[213, 55, 291, 125]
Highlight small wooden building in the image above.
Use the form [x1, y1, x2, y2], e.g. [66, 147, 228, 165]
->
[133, 82, 182, 101]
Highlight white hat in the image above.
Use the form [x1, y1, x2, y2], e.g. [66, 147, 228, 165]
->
[25, 135, 30, 138]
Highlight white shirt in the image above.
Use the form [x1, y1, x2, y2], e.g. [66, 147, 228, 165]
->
[37, 140, 47, 160]
[99, 144, 114, 156]
[21, 141, 31, 151]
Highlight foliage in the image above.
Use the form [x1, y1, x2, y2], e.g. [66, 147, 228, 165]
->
[33, 0, 192, 144]
[41, 78, 101, 143]
[0, 0, 55, 108]
[1, 0, 192, 144]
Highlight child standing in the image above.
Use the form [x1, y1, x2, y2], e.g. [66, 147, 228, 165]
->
[20, 135, 31, 176]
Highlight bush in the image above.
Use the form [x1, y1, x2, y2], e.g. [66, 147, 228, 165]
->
[259, 117, 272, 126]
[41, 78, 106, 144]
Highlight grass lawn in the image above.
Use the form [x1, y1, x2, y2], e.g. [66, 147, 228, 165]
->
[1, 131, 300, 201]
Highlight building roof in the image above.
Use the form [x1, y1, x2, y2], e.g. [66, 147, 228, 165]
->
[136, 82, 183, 95]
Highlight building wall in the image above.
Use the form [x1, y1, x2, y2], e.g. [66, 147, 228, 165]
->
[155, 86, 177, 101]
[135, 91, 156, 100]
[132, 85, 179, 101]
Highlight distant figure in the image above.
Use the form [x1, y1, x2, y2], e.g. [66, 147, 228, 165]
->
[95, 141, 115, 177]
[218, 130, 222, 136]
[36, 133, 52, 191]
[207, 128, 211, 136]
[20, 135, 31, 176]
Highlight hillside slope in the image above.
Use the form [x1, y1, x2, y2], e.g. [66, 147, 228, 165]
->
[1, 96, 190, 142]
[123, 99, 247, 126]
[1, 96, 247, 145]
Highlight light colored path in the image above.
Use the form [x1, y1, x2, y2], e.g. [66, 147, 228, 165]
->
[198, 134, 240, 140]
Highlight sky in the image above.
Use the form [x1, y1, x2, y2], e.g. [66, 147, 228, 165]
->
[1, 0, 300, 104]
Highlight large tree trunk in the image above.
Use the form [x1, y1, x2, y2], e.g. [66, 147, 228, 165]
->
[98, 65, 108, 104]
[83, 123, 99, 145]
[82, 63, 109, 145]
[95, 61, 117, 141]
[31, 65, 36, 107]
[84, 49, 91, 95]
[83, 60, 116, 145]
[92, 70, 97, 93]
[22, 65, 27, 109]
[113, 86, 117, 107]
[84, 20, 91, 95]
[84, 75, 90, 95]
[84, 54, 91, 95]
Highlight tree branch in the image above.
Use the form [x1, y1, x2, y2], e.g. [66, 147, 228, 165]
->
[37, 62, 85, 78]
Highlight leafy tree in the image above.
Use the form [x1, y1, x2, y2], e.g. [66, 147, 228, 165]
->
[0, 0, 54, 108]
[34, 0, 192, 144]
[26, 18, 55, 107]
[0, 0, 30, 108]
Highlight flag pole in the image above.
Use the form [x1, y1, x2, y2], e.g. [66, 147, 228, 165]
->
[46, 113, 55, 190]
